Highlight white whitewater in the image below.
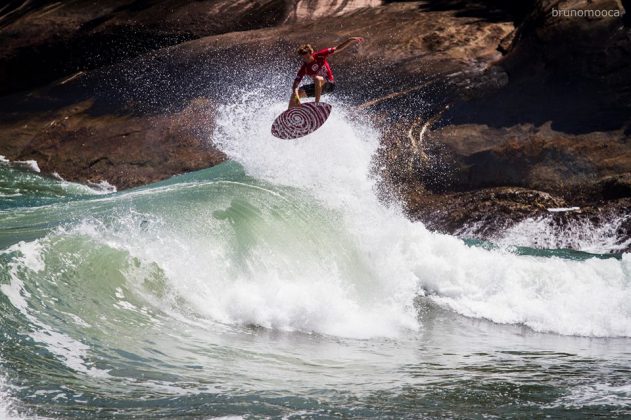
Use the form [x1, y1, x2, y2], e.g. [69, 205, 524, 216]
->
[211, 92, 631, 338]
[1, 91, 630, 418]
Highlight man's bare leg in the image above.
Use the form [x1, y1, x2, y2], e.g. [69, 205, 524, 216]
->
[288, 89, 306, 109]
[314, 76, 325, 103]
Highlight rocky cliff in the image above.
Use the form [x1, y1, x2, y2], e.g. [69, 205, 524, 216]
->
[0, 0, 629, 251]
[377, 0, 630, 249]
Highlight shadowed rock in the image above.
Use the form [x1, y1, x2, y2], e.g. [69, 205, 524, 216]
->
[0, 0, 630, 251]
[0, 1, 513, 189]
[0, 0, 379, 95]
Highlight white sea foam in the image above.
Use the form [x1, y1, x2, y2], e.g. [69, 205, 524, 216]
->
[18, 160, 40, 173]
[4, 95, 630, 342]
[0, 155, 41, 173]
[210, 93, 631, 338]
[493, 213, 631, 254]
[52, 172, 117, 195]
[1, 155, 115, 196]
[86, 179, 117, 194]
[554, 382, 631, 407]
[64, 202, 417, 339]
[547, 207, 580, 212]
[0, 365, 40, 420]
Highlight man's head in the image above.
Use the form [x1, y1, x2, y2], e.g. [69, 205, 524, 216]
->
[296, 44, 314, 62]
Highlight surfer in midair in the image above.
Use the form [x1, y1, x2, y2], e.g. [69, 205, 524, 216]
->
[288, 37, 364, 109]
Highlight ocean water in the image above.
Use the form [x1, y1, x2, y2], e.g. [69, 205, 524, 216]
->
[1, 94, 630, 418]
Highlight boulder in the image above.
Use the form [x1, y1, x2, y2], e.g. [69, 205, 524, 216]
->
[411, 0, 631, 200]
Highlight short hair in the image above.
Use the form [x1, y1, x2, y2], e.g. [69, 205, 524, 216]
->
[296, 44, 314, 55]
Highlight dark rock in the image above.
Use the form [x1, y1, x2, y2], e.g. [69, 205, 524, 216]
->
[0, 0, 379, 95]
[406, 186, 566, 237]
[408, 187, 631, 253]
[388, 0, 631, 205]
[597, 174, 631, 200]
[1, 97, 225, 189]
[0, 0, 629, 251]
[0, 1, 513, 189]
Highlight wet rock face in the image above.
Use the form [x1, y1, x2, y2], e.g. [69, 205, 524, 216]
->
[407, 187, 631, 253]
[0, 1, 513, 190]
[288, 0, 382, 21]
[386, 0, 631, 197]
[0, 0, 629, 250]
[0, 98, 225, 190]
[375, 0, 630, 250]
[0, 0, 382, 96]
[406, 187, 566, 236]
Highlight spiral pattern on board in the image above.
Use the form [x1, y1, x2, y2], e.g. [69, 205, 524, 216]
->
[272, 103, 332, 139]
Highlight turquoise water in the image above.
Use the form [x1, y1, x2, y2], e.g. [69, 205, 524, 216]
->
[1, 97, 630, 418]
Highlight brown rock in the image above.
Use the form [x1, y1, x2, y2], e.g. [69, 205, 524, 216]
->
[424, 122, 631, 200]
[0, 1, 514, 190]
[406, 186, 566, 237]
[387, 0, 631, 207]
[1, 0, 630, 251]
[1, 97, 225, 189]
[0, 0, 381, 95]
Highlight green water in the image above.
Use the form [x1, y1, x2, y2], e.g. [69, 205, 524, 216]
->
[1, 152, 630, 418]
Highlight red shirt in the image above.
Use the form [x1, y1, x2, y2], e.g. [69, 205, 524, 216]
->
[292, 47, 336, 90]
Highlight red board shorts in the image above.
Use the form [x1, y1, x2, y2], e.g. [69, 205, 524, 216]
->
[301, 82, 336, 97]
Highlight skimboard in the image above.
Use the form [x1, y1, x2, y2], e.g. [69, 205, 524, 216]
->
[271, 102, 332, 139]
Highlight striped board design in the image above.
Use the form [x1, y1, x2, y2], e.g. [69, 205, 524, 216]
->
[271, 102, 332, 139]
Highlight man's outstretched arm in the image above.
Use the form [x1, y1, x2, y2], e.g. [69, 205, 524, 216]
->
[334, 37, 364, 54]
